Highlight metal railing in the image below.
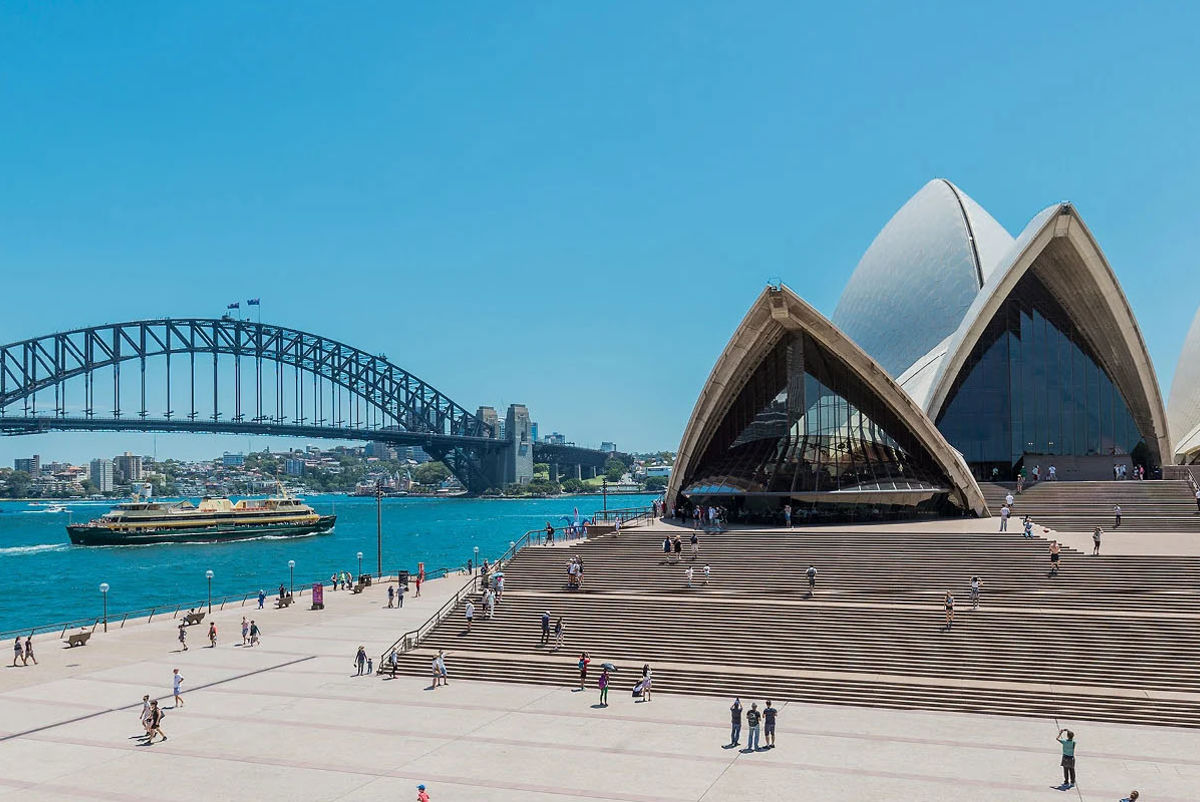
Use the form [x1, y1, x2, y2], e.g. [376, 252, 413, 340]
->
[591, 505, 655, 526]
[378, 572, 480, 665]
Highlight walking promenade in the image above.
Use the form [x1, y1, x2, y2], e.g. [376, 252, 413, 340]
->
[2, 524, 1199, 801]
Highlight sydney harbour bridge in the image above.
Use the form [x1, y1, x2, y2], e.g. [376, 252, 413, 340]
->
[0, 318, 616, 493]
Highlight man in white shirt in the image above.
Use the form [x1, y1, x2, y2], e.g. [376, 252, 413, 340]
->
[999, 505, 1010, 531]
[1005, 492, 1014, 508]
[464, 601, 475, 631]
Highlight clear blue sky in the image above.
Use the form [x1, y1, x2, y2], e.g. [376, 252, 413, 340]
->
[2, 2, 1198, 464]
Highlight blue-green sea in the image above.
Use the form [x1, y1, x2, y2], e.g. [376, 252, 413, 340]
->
[0, 493, 655, 633]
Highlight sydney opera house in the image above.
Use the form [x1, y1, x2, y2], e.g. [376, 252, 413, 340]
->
[668, 179, 1200, 522]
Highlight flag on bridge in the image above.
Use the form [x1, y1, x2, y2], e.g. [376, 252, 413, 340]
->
[227, 302, 240, 310]
[247, 298, 260, 306]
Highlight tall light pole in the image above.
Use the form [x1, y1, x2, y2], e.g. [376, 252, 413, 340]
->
[473, 545, 479, 574]
[205, 569, 214, 614]
[99, 582, 109, 632]
[357, 551, 363, 579]
[375, 481, 383, 579]
[288, 559, 295, 595]
[602, 478, 609, 516]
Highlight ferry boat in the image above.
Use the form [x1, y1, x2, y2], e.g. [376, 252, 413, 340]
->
[65, 487, 335, 546]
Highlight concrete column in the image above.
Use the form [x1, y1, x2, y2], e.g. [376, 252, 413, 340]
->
[550, 463, 559, 482]
[587, 466, 598, 479]
[574, 464, 582, 480]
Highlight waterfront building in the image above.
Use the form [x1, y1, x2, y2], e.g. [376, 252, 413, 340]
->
[1168, 305, 1200, 464]
[222, 452, 246, 467]
[89, 458, 114, 493]
[13, 454, 40, 475]
[113, 451, 143, 483]
[670, 179, 1175, 517]
[645, 464, 672, 478]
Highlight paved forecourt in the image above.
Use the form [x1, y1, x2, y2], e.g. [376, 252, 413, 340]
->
[0, 538, 1197, 801]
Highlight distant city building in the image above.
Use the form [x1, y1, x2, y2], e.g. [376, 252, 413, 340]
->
[402, 446, 431, 464]
[89, 458, 114, 492]
[645, 465, 672, 478]
[222, 452, 246, 467]
[14, 455, 40, 475]
[284, 459, 305, 476]
[531, 422, 539, 443]
[365, 441, 397, 460]
[544, 432, 567, 445]
[601, 442, 617, 453]
[476, 406, 499, 438]
[113, 452, 143, 483]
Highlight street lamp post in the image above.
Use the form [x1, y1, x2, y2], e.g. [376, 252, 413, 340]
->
[602, 478, 608, 516]
[288, 560, 295, 595]
[357, 551, 363, 579]
[375, 481, 383, 579]
[473, 545, 479, 575]
[99, 582, 109, 632]
[205, 569, 214, 614]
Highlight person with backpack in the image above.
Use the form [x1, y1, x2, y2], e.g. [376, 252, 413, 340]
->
[806, 564, 817, 596]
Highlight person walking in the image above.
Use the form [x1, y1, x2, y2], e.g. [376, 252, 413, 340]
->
[208, 622, 217, 648]
[1114, 504, 1122, 528]
[729, 698, 743, 746]
[745, 703, 762, 751]
[12, 636, 23, 667]
[417, 783, 430, 802]
[397, 579, 405, 608]
[145, 699, 166, 743]
[241, 617, 249, 646]
[1050, 541, 1062, 575]
[140, 694, 153, 736]
[388, 585, 395, 608]
[257, 589, 265, 609]
[969, 576, 982, 610]
[540, 610, 551, 645]
[640, 664, 652, 702]
[464, 600, 475, 631]
[806, 564, 817, 596]
[690, 532, 699, 561]
[553, 617, 565, 651]
[662, 536, 671, 562]
[703, 564, 711, 585]
[686, 565, 694, 588]
[1048, 465, 1057, 481]
[1195, 486, 1200, 513]
[1004, 491, 1014, 509]
[673, 535, 683, 562]
[1093, 526, 1103, 555]
[415, 572, 422, 597]
[598, 666, 609, 707]
[249, 620, 261, 646]
[435, 649, 448, 686]
[355, 646, 368, 676]
[943, 591, 955, 631]
[577, 651, 590, 690]
[177, 622, 188, 651]
[763, 699, 778, 748]
[1056, 728, 1077, 789]
[172, 668, 184, 708]
[999, 504, 1010, 531]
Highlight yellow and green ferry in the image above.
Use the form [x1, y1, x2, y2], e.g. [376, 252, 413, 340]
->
[66, 489, 335, 546]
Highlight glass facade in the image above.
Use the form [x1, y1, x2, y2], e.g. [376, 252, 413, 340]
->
[936, 271, 1151, 478]
[684, 333, 951, 502]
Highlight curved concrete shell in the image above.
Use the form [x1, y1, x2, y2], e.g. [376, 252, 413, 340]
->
[832, 179, 1014, 378]
[1168, 306, 1200, 463]
[668, 284, 989, 516]
[918, 203, 1171, 469]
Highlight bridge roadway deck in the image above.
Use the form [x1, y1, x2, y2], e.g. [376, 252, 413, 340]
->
[2, 522, 1198, 801]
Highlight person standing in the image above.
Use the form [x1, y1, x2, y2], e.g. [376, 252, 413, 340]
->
[1114, 504, 1122, 528]
[397, 580, 405, 608]
[436, 650, 448, 686]
[673, 535, 683, 562]
[553, 617, 565, 651]
[943, 591, 955, 630]
[1004, 491, 1014, 509]
[662, 536, 671, 562]
[464, 600, 475, 632]
[1056, 728, 1077, 789]
[729, 698, 743, 746]
[145, 699, 166, 743]
[1093, 527, 1103, 555]
[140, 694, 153, 736]
[355, 646, 368, 676]
[806, 564, 817, 596]
[783, 503, 792, 528]
[415, 572, 422, 598]
[577, 651, 590, 690]
[388, 585, 395, 608]
[12, 636, 23, 667]
[686, 565, 694, 588]
[598, 666, 609, 707]
[969, 576, 982, 610]
[703, 564, 711, 585]
[763, 700, 778, 749]
[540, 610, 551, 645]
[640, 664, 652, 702]
[241, 617, 249, 646]
[177, 622, 188, 651]
[1050, 541, 1062, 575]
[208, 622, 217, 648]
[257, 589, 265, 609]
[23, 636, 36, 666]
[690, 532, 699, 561]
[249, 620, 261, 646]
[172, 668, 184, 708]
[999, 504, 1010, 531]
[745, 703, 762, 751]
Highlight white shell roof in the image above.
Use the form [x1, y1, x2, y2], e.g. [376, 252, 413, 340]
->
[1168, 306, 1200, 459]
[832, 180, 1014, 378]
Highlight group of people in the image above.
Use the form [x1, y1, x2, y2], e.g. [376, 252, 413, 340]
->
[329, 571, 357, 590]
[240, 616, 262, 646]
[565, 555, 585, 590]
[729, 697, 778, 751]
[354, 645, 373, 675]
[662, 533, 700, 562]
[10, 635, 35, 667]
[541, 610, 567, 650]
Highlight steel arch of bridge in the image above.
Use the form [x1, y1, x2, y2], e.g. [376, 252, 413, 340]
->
[0, 318, 502, 491]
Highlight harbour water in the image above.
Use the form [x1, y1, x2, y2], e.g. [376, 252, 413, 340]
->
[0, 493, 655, 633]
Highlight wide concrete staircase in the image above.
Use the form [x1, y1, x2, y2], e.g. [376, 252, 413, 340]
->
[388, 526, 1200, 728]
[982, 479, 1200, 533]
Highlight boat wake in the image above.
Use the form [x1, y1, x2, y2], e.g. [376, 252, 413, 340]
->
[0, 543, 70, 556]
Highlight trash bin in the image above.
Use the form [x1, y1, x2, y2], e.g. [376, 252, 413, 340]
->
[397, 570, 410, 589]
